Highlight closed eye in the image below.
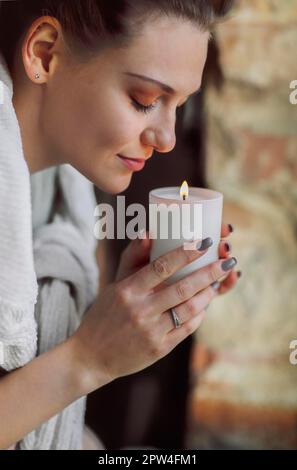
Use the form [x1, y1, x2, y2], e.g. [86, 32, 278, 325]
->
[131, 93, 192, 115]
[131, 98, 157, 114]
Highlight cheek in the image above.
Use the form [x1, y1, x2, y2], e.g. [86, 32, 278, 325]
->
[91, 95, 143, 150]
[41, 81, 143, 162]
[40, 85, 98, 159]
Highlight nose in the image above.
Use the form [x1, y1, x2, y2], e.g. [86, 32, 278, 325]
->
[141, 119, 177, 154]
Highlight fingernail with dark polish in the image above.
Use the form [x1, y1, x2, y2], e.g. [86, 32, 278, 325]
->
[197, 237, 213, 251]
[211, 280, 220, 290]
[237, 270, 242, 279]
[224, 242, 231, 252]
[228, 224, 234, 233]
[221, 257, 237, 271]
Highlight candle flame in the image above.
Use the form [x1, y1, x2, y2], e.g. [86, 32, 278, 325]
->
[180, 180, 189, 200]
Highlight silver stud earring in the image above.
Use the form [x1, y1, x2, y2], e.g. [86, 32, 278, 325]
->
[35, 73, 40, 79]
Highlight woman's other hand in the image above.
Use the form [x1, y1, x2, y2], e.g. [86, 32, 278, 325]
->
[73, 223, 240, 391]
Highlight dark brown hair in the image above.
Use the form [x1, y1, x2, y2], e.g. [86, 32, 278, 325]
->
[0, 0, 234, 72]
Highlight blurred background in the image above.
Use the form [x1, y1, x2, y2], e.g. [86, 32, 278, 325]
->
[86, 0, 297, 449]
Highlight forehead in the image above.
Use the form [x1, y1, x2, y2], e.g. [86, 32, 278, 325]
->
[109, 17, 209, 96]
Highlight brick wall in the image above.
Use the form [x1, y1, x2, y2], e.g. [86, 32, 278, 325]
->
[187, 0, 297, 449]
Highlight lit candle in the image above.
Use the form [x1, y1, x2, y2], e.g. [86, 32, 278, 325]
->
[149, 182, 223, 284]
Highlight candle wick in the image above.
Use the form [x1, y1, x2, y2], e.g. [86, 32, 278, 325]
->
[183, 195, 186, 201]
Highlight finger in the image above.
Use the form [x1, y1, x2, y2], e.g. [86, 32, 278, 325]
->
[221, 223, 234, 239]
[165, 309, 207, 353]
[154, 241, 230, 294]
[117, 231, 152, 278]
[216, 270, 241, 295]
[218, 240, 231, 259]
[151, 256, 237, 314]
[163, 240, 230, 287]
[131, 231, 152, 267]
[159, 285, 217, 334]
[126, 237, 214, 294]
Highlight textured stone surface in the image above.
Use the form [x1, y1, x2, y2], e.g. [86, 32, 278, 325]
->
[188, 0, 297, 450]
[216, 26, 297, 87]
[205, 86, 297, 195]
[229, 0, 297, 24]
[217, 0, 297, 87]
[197, 200, 297, 356]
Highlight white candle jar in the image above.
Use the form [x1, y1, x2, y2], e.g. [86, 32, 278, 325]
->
[149, 186, 223, 285]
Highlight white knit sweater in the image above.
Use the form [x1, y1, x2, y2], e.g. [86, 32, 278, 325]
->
[0, 53, 38, 371]
[0, 53, 100, 449]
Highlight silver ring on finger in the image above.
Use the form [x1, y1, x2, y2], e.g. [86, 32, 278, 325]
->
[170, 307, 181, 329]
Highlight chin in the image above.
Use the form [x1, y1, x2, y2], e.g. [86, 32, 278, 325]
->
[111, 178, 132, 195]
[93, 173, 132, 195]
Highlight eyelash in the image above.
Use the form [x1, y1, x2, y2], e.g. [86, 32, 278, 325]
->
[131, 97, 187, 115]
[131, 98, 157, 114]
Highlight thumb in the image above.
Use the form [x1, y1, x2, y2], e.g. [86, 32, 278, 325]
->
[127, 229, 152, 267]
[116, 230, 152, 282]
[116, 230, 152, 280]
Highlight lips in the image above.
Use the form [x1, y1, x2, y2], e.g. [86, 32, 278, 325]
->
[117, 154, 146, 172]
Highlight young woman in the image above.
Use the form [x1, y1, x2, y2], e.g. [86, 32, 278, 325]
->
[0, 0, 238, 449]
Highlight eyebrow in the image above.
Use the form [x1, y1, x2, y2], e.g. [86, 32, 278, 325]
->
[123, 72, 201, 98]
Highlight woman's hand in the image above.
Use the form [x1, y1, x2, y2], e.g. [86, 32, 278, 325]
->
[73, 224, 240, 390]
[115, 223, 240, 291]
[216, 223, 241, 295]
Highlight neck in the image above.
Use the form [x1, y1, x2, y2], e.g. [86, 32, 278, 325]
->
[11, 73, 59, 174]
[12, 92, 46, 173]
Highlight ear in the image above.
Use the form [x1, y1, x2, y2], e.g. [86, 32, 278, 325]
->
[21, 16, 63, 84]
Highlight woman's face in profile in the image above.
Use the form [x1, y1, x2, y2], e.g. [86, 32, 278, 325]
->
[15, 16, 209, 193]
